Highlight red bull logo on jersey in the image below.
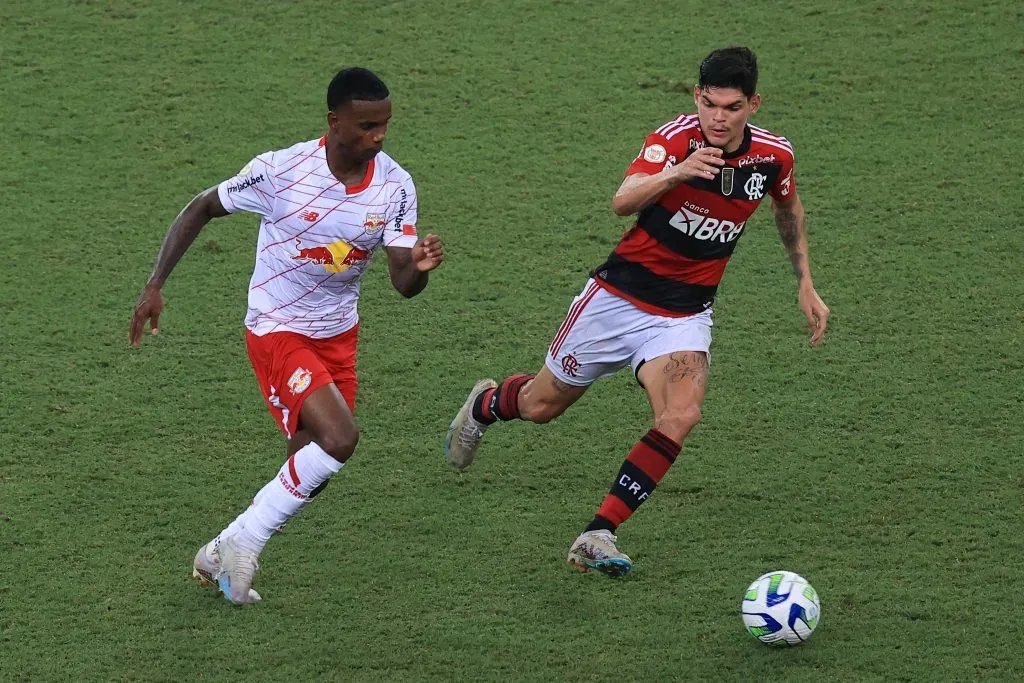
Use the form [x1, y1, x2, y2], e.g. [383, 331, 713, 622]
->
[668, 206, 746, 243]
[291, 239, 371, 273]
[363, 212, 386, 233]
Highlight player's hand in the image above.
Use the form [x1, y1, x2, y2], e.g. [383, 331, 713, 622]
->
[672, 147, 725, 182]
[799, 283, 830, 346]
[411, 234, 445, 272]
[129, 284, 164, 347]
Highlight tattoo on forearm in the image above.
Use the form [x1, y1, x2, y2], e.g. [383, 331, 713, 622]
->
[775, 208, 806, 280]
[662, 352, 709, 389]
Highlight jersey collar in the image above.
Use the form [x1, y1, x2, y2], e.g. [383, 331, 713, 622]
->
[318, 134, 376, 195]
[695, 124, 752, 159]
[344, 157, 375, 195]
[722, 126, 752, 159]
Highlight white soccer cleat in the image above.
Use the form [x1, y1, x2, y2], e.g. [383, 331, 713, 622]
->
[212, 536, 263, 605]
[567, 530, 633, 577]
[191, 541, 221, 586]
[444, 379, 497, 470]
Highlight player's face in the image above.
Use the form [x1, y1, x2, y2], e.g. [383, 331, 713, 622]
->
[693, 87, 760, 151]
[327, 98, 393, 163]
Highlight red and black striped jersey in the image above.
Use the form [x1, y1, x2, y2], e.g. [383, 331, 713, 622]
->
[593, 114, 796, 316]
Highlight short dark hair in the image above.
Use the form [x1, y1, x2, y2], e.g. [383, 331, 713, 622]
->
[698, 47, 758, 98]
[327, 67, 390, 111]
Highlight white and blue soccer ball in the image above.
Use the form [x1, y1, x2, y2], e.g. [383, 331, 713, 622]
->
[741, 570, 821, 646]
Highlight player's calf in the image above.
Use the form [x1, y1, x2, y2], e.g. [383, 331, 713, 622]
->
[512, 368, 586, 424]
[653, 404, 702, 444]
[583, 428, 682, 537]
[517, 394, 567, 424]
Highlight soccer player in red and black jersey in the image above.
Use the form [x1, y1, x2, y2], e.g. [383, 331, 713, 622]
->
[446, 47, 829, 576]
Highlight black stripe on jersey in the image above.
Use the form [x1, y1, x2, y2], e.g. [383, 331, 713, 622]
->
[637, 204, 744, 260]
[594, 252, 717, 314]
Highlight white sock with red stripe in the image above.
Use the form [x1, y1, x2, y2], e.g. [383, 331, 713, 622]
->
[221, 442, 343, 553]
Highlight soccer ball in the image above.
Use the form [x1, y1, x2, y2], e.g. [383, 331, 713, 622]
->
[741, 570, 821, 646]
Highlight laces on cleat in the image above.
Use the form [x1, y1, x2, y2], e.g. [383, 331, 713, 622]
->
[457, 422, 484, 449]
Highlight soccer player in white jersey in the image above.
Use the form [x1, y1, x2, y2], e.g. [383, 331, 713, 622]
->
[129, 68, 445, 604]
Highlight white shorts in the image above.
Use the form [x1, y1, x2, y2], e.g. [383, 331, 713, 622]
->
[544, 279, 713, 387]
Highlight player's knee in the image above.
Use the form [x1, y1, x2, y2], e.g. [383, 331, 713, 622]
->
[656, 405, 702, 442]
[316, 425, 359, 463]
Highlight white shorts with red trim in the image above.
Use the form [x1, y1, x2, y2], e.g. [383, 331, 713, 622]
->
[545, 278, 713, 387]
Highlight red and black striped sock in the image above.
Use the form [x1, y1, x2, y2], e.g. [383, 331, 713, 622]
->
[471, 374, 534, 425]
[585, 429, 682, 533]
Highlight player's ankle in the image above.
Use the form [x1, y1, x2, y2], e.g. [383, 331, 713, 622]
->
[471, 388, 497, 425]
[584, 515, 617, 534]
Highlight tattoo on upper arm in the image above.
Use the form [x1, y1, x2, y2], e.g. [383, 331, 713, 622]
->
[662, 352, 709, 389]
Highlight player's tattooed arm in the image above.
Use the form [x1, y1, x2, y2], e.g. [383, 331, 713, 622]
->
[612, 148, 725, 216]
[771, 193, 810, 284]
[771, 192, 831, 346]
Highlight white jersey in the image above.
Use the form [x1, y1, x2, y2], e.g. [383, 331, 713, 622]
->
[217, 135, 419, 338]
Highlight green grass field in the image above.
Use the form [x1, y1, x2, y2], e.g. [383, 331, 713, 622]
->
[2, 0, 1022, 680]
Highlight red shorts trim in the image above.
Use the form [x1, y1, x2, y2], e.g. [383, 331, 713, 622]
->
[245, 325, 359, 439]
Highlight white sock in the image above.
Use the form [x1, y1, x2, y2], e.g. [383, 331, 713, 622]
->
[219, 443, 343, 553]
[212, 484, 270, 552]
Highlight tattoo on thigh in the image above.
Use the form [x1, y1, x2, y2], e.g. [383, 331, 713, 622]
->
[663, 352, 709, 388]
[552, 377, 576, 394]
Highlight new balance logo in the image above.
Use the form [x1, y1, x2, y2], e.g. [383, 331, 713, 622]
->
[299, 211, 319, 222]
[668, 207, 745, 242]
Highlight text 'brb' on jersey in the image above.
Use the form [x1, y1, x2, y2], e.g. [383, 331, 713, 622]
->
[216, 136, 419, 339]
[593, 114, 796, 317]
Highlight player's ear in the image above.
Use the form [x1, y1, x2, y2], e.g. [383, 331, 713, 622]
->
[749, 93, 761, 115]
[693, 85, 701, 107]
[326, 109, 339, 132]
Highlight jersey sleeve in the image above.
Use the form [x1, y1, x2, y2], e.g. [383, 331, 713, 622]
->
[216, 152, 278, 218]
[382, 171, 418, 248]
[625, 129, 677, 177]
[769, 142, 797, 201]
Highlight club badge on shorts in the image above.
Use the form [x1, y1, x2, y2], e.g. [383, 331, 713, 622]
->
[561, 353, 580, 378]
[287, 367, 313, 394]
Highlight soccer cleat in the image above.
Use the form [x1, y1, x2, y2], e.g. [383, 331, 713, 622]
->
[444, 379, 497, 470]
[192, 538, 262, 603]
[192, 541, 221, 586]
[567, 530, 633, 577]
[213, 536, 263, 605]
